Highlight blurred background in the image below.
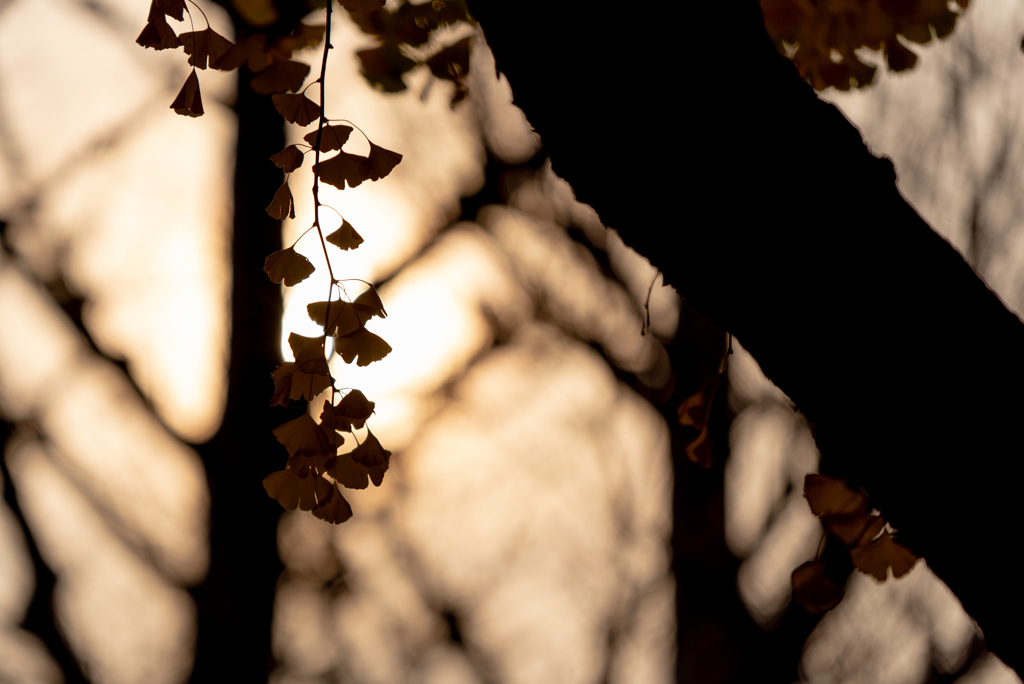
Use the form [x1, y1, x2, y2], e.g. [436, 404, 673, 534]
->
[0, 0, 1023, 682]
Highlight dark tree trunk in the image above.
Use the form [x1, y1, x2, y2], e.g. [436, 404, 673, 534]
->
[189, 60, 290, 684]
[469, 1, 1024, 677]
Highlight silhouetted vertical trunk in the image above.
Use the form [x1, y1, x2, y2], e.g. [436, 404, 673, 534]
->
[189, 60, 289, 684]
[471, 0, 1024, 677]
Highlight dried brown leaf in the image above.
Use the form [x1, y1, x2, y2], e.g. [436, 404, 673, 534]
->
[272, 93, 321, 126]
[251, 59, 311, 94]
[170, 70, 204, 117]
[137, 14, 181, 50]
[304, 124, 353, 153]
[334, 327, 391, 367]
[313, 151, 371, 190]
[367, 142, 403, 181]
[265, 181, 295, 220]
[325, 219, 363, 250]
[270, 145, 305, 172]
[264, 246, 314, 285]
[180, 28, 234, 69]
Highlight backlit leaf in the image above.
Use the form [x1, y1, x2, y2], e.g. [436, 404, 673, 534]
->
[251, 59, 311, 94]
[263, 468, 332, 511]
[313, 151, 372, 189]
[265, 181, 295, 220]
[272, 93, 321, 126]
[851, 532, 919, 581]
[367, 142, 403, 181]
[320, 389, 375, 433]
[312, 482, 353, 524]
[272, 412, 331, 457]
[180, 28, 234, 69]
[170, 70, 204, 117]
[354, 287, 387, 319]
[350, 429, 391, 467]
[212, 33, 272, 71]
[269, 23, 326, 60]
[327, 449, 388, 489]
[307, 300, 369, 337]
[326, 219, 363, 250]
[304, 124, 353, 153]
[803, 474, 869, 518]
[335, 327, 392, 366]
[150, 0, 185, 21]
[136, 14, 181, 50]
[270, 145, 305, 172]
[264, 246, 314, 285]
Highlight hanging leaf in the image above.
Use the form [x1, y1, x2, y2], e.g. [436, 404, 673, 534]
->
[264, 246, 314, 286]
[349, 429, 391, 467]
[272, 93, 321, 126]
[269, 23, 327, 60]
[327, 449, 388, 489]
[367, 142, 403, 181]
[270, 145, 305, 172]
[265, 181, 295, 220]
[803, 474, 868, 518]
[334, 327, 392, 367]
[137, 14, 181, 50]
[320, 389, 375, 433]
[272, 412, 331, 458]
[150, 0, 186, 21]
[304, 124, 354, 153]
[170, 70, 204, 117]
[312, 482, 353, 524]
[307, 300, 370, 337]
[212, 33, 272, 71]
[326, 219, 363, 250]
[851, 532, 919, 581]
[180, 28, 234, 69]
[313, 151, 372, 190]
[264, 468, 333, 511]
[354, 287, 387, 318]
[251, 59, 312, 94]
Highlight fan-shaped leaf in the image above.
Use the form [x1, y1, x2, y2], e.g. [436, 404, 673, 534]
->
[264, 246, 314, 285]
[326, 219, 363, 250]
[272, 93, 320, 126]
[170, 70, 204, 117]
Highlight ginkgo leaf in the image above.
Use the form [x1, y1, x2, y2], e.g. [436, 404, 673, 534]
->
[170, 70, 204, 117]
[272, 412, 332, 458]
[307, 300, 370, 337]
[272, 93, 321, 126]
[264, 246, 314, 285]
[150, 0, 185, 21]
[251, 59, 311, 94]
[350, 429, 390, 467]
[180, 28, 234, 69]
[677, 373, 720, 468]
[137, 14, 181, 50]
[269, 23, 327, 60]
[356, 44, 417, 93]
[803, 474, 869, 518]
[791, 561, 843, 613]
[354, 287, 387, 318]
[266, 181, 295, 220]
[304, 124, 353, 153]
[263, 468, 333, 511]
[340, 0, 385, 13]
[326, 220, 363, 250]
[335, 327, 392, 367]
[327, 450, 388, 489]
[320, 389, 375, 433]
[288, 449, 333, 478]
[312, 482, 353, 524]
[271, 357, 332, 403]
[270, 145, 305, 172]
[212, 33, 272, 71]
[367, 142, 403, 181]
[821, 512, 882, 547]
[850, 532, 919, 581]
[313, 151, 372, 190]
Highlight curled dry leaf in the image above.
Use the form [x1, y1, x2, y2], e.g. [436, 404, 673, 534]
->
[170, 70, 204, 117]
[137, 14, 181, 50]
[180, 28, 234, 69]
[334, 327, 392, 367]
[270, 145, 305, 172]
[272, 93, 321, 126]
[304, 124, 353, 153]
[326, 219, 363, 250]
[251, 59, 312, 94]
[264, 246, 314, 286]
[265, 181, 295, 220]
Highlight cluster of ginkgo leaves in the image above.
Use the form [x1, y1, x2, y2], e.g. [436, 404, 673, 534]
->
[761, 0, 970, 90]
[138, 0, 407, 524]
[792, 474, 918, 612]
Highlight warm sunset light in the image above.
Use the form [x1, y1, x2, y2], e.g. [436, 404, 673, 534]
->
[2, 0, 1024, 682]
